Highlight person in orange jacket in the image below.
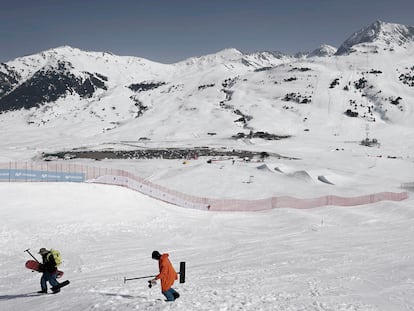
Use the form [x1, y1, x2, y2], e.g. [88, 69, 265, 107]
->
[150, 250, 180, 301]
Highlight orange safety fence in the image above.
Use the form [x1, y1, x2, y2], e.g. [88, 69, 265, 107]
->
[0, 162, 410, 211]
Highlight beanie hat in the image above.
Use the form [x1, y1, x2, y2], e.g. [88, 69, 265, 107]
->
[152, 250, 161, 260]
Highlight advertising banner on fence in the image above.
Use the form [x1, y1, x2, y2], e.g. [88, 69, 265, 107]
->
[0, 169, 85, 182]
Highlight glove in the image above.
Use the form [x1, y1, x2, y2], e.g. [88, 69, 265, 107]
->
[38, 264, 45, 272]
[148, 278, 157, 288]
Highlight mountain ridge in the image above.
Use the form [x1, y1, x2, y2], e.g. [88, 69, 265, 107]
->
[0, 20, 413, 153]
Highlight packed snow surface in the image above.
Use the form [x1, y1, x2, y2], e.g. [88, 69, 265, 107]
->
[1, 182, 413, 311]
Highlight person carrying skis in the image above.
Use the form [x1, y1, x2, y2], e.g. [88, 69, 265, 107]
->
[150, 250, 180, 301]
[37, 248, 60, 294]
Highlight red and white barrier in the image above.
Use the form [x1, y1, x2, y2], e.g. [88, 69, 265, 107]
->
[0, 162, 410, 211]
[94, 174, 408, 212]
[207, 192, 408, 211]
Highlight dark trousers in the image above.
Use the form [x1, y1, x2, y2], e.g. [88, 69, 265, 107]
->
[162, 288, 179, 301]
[40, 271, 59, 290]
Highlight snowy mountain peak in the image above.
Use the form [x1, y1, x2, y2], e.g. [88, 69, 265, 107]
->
[179, 48, 244, 67]
[308, 44, 337, 57]
[43, 45, 82, 55]
[215, 48, 244, 57]
[178, 48, 291, 70]
[336, 20, 414, 55]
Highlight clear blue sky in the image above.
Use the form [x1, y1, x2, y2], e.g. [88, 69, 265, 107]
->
[1, 0, 413, 63]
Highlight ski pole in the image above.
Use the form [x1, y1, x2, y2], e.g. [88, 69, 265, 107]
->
[124, 275, 156, 283]
[24, 249, 40, 263]
[124, 261, 186, 284]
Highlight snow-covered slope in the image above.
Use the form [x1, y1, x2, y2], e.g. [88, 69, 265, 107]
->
[0, 182, 413, 311]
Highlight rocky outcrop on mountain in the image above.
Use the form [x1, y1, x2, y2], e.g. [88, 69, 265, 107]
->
[0, 63, 21, 98]
[0, 61, 108, 111]
[399, 66, 414, 87]
[128, 81, 166, 92]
